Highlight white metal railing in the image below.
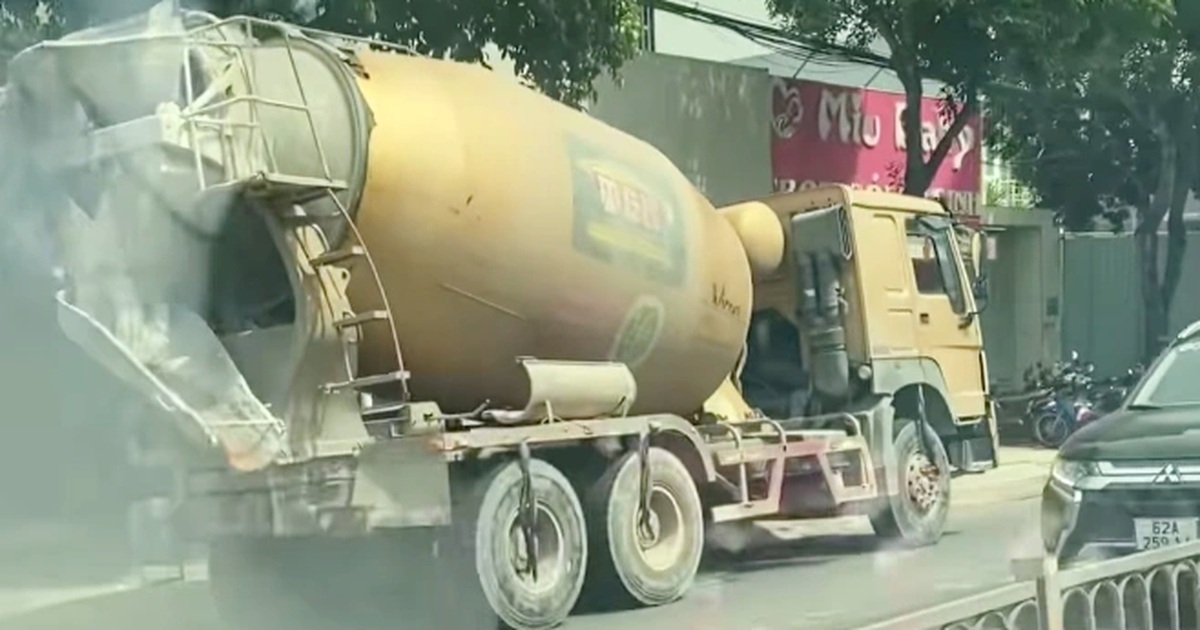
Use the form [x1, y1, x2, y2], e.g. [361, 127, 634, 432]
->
[859, 541, 1200, 629]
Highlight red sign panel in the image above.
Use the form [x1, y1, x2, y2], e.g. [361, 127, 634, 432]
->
[770, 77, 983, 216]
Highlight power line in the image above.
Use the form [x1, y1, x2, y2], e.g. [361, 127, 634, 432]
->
[651, 0, 1035, 99]
[651, 0, 894, 71]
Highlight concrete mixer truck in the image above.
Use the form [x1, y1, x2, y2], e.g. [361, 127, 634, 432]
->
[0, 4, 997, 629]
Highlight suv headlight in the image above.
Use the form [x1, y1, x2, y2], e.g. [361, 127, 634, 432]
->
[1050, 458, 1096, 488]
[1043, 458, 1093, 553]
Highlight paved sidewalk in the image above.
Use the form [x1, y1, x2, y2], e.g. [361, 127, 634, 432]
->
[954, 445, 1056, 507]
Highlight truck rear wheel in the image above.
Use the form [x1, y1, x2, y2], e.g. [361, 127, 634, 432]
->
[455, 457, 588, 630]
[581, 447, 704, 608]
[869, 420, 950, 547]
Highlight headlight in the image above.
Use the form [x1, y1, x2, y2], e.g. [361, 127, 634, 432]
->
[1049, 458, 1096, 488]
[1043, 458, 1092, 553]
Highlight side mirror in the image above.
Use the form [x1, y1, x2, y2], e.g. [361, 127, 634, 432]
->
[968, 231, 985, 274]
[971, 272, 990, 312]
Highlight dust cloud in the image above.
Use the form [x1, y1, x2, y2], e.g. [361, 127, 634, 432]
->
[0, 0, 236, 611]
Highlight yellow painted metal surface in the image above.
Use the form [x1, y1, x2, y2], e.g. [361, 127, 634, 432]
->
[346, 53, 752, 415]
[702, 375, 757, 423]
[904, 229, 988, 418]
[719, 201, 786, 279]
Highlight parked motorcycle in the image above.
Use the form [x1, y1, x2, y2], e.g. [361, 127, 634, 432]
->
[1090, 364, 1145, 414]
[1067, 364, 1144, 433]
[1021, 354, 1145, 448]
[1024, 351, 1096, 448]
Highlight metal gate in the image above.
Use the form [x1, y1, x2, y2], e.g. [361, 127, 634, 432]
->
[1060, 233, 1142, 376]
[1062, 231, 1200, 374]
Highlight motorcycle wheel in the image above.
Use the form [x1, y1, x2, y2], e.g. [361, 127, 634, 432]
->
[1034, 413, 1069, 448]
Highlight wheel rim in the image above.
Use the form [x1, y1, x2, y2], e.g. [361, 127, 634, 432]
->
[1037, 416, 1066, 444]
[904, 451, 943, 514]
[505, 503, 565, 595]
[631, 484, 686, 572]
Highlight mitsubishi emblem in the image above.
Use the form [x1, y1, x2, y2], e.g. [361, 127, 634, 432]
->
[1152, 463, 1184, 485]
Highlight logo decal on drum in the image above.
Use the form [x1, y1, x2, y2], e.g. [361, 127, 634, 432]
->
[567, 135, 688, 286]
[609, 295, 666, 369]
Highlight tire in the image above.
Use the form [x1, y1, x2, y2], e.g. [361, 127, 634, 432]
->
[1034, 413, 1069, 447]
[452, 457, 589, 630]
[580, 447, 704, 608]
[869, 420, 951, 547]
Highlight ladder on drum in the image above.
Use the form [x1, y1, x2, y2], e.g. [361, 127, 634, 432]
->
[179, 19, 411, 420]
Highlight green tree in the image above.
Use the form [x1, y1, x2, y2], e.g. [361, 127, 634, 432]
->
[764, 0, 1089, 196]
[988, 0, 1192, 358]
[0, 0, 643, 104]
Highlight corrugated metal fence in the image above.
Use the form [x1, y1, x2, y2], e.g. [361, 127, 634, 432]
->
[1061, 232, 1200, 376]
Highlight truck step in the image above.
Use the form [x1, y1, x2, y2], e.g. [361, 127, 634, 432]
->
[244, 173, 347, 204]
[709, 437, 839, 467]
[276, 205, 333, 226]
[205, 418, 285, 428]
[322, 370, 410, 393]
[310, 246, 365, 267]
[201, 173, 347, 206]
[713, 443, 784, 467]
[334, 310, 390, 329]
[362, 400, 407, 420]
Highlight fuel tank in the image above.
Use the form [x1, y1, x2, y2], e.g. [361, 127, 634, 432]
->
[335, 53, 752, 415]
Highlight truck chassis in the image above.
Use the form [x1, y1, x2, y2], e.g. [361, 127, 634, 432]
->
[179, 382, 948, 630]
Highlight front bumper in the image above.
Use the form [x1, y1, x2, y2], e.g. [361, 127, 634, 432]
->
[1042, 462, 1200, 564]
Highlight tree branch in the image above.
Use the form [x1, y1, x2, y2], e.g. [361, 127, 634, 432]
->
[1137, 120, 1175, 236]
[1161, 110, 1194, 312]
[925, 86, 979, 178]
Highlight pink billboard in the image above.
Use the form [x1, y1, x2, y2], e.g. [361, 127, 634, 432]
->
[770, 77, 983, 216]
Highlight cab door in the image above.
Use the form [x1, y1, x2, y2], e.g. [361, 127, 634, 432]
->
[904, 216, 987, 419]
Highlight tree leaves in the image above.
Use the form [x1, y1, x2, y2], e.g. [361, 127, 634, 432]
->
[986, 0, 1195, 355]
[987, 0, 1192, 225]
[309, 0, 644, 104]
[0, 0, 642, 105]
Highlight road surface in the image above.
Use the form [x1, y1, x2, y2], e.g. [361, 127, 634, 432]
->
[0, 497, 1040, 630]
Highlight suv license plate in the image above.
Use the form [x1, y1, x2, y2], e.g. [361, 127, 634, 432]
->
[1135, 518, 1198, 550]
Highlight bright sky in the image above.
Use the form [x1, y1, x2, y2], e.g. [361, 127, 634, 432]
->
[653, 0, 772, 62]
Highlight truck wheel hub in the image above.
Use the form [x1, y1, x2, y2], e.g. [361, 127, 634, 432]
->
[634, 486, 685, 571]
[905, 453, 941, 513]
[508, 504, 565, 593]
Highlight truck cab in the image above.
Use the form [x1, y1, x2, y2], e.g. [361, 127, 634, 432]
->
[732, 185, 998, 480]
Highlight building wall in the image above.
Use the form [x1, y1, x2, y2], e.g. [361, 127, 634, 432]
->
[1062, 231, 1200, 373]
[588, 52, 774, 205]
[978, 208, 1062, 389]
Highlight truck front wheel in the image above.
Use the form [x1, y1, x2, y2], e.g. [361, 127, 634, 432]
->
[456, 457, 588, 630]
[869, 420, 950, 547]
[581, 447, 704, 608]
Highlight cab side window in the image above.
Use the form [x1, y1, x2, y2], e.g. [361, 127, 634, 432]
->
[907, 233, 944, 293]
[905, 219, 967, 314]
